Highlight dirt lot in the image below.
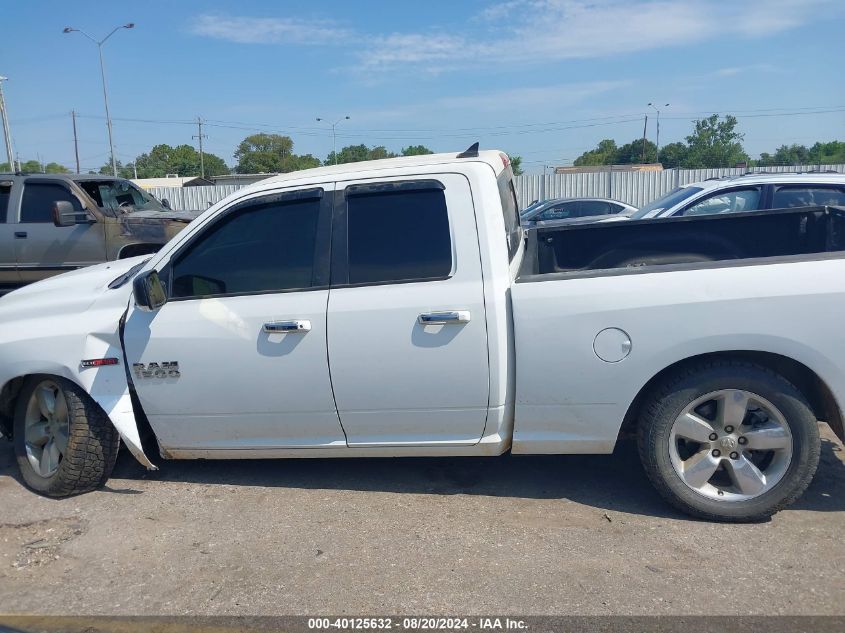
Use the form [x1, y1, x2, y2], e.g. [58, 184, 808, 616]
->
[0, 426, 843, 616]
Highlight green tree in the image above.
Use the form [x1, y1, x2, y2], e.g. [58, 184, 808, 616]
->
[757, 144, 811, 166]
[1, 159, 70, 173]
[684, 114, 749, 168]
[234, 133, 306, 174]
[401, 145, 434, 156]
[574, 139, 619, 166]
[509, 155, 524, 176]
[325, 144, 398, 165]
[809, 140, 845, 165]
[98, 160, 136, 178]
[658, 142, 689, 168]
[615, 139, 658, 164]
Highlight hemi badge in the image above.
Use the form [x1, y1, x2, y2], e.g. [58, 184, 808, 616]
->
[80, 358, 120, 368]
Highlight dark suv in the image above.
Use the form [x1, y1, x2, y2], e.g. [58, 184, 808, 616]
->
[0, 173, 199, 292]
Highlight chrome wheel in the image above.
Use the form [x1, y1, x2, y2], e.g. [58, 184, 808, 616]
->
[668, 389, 793, 501]
[23, 380, 70, 478]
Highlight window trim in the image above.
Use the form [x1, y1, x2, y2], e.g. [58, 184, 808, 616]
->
[19, 179, 86, 224]
[331, 180, 455, 289]
[164, 187, 332, 302]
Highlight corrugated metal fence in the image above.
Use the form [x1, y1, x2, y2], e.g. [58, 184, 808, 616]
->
[150, 164, 845, 212]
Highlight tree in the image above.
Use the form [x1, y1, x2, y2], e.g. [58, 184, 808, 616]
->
[574, 139, 619, 166]
[616, 139, 657, 164]
[401, 145, 434, 156]
[683, 114, 748, 168]
[809, 140, 845, 165]
[104, 144, 229, 179]
[325, 144, 398, 165]
[234, 133, 308, 174]
[757, 144, 811, 166]
[658, 142, 688, 168]
[509, 155, 524, 176]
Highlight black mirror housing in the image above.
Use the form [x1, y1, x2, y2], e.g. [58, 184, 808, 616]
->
[133, 270, 168, 311]
[161, 198, 171, 209]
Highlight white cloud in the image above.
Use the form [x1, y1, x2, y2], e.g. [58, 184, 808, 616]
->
[190, 14, 350, 45]
[359, 0, 837, 72]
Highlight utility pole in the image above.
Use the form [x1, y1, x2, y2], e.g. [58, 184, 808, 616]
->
[71, 110, 80, 174]
[0, 76, 16, 172]
[193, 116, 207, 178]
[63, 23, 135, 177]
[641, 114, 648, 164]
[648, 102, 669, 163]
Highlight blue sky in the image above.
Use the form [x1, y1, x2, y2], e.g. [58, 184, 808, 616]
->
[3, 0, 844, 173]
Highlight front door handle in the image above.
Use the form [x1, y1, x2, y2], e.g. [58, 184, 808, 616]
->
[14, 231, 27, 239]
[418, 310, 471, 325]
[263, 319, 311, 333]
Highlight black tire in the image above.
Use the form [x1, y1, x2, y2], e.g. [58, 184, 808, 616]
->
[14, 375, 120, 497]
[637, 360, 820, 522]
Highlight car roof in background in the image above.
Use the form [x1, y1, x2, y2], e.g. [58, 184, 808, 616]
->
[687, 172, 845, 191]
[0, 172, 126, 182]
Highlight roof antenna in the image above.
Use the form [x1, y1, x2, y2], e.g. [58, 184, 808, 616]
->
[457, 142, 479, 158]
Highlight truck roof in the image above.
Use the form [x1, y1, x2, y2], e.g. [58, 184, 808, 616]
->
[260, 149, 509, 186]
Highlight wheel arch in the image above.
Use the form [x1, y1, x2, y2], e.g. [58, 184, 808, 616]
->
[619, 350, 845, 443]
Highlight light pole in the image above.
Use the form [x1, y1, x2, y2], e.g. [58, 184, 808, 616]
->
[0, 76, 16, 171]
[316, 116, 350, 165]
[648, 102, 669, 163]
[63, 23, 135, 176]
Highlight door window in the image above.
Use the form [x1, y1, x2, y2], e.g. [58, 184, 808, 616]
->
[20, 182, 83, 223]
[0, 184, 10, 223]
[772, 186, 845, 208]
[537, 202, 576, 221]
[680, 188, 761, 217]
[576, 200, 612, 217]
[170, 195, 321, 299]
[346, 187, 452, 285]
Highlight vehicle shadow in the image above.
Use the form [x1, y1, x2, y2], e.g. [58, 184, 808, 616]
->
[1, 431, 842, 520]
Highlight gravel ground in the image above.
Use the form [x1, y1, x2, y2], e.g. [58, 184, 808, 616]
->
[0, 426, 843, 616]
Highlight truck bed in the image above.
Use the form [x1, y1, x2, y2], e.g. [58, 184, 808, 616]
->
[520, 205, 845, 279]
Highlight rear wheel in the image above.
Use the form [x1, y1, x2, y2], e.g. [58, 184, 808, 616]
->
[13, 375, 120, 497]
[638, 361, 820, 521]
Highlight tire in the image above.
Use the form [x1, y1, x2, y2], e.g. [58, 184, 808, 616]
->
[13, 375, 120, 497]
[637, 360, 820, 522]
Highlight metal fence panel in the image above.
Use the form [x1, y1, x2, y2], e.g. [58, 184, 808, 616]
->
[149, 165, 845, 212]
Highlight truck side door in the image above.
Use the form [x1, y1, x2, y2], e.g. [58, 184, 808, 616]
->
[327, 175, 490, 446]
[14, 178, 106, 283]
[0, 179, 20, 289]
[122, 185, 344, 451]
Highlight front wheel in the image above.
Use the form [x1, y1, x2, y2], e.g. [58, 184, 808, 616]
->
[638, 361, 820, 521]
[13, 375, 120, 497]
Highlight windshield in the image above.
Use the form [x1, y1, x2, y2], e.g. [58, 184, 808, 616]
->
[630, 186, 703, 219]
[77, 179, 169, 214]
[520, 200, 544, 217]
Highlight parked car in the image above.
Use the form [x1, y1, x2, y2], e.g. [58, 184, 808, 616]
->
[626, 172, 845, 220]
[1, 148, 844, 522]
[521, 197, 635, 227]
[0, 173, 199, 293]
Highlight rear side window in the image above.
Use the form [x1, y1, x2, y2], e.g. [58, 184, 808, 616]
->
[20, 182, 83, 223]
[0, 184, 10, 223]
[171, 196, 320, 298]
[497, 171, 521, 260]
[772, 186, 845, 208]
[346, 188, 452, 285]
[576, 200, 612, 217]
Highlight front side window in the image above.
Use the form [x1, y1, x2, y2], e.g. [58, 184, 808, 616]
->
[346, 187, 452, 285]
[20, 182, 83, 223]
[170, 195, 320, 299]
[772, 186, 845, 208]
[537, 202, 576, 221]
[680, 188, 761, 217]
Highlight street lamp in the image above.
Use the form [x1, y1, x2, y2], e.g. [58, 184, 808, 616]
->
[316, 116, 350, 165]
[647, 102, 669, 163]
[63, 23, 135, 176]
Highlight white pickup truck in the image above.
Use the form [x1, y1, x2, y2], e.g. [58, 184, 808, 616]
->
[1, 147, 842, 521]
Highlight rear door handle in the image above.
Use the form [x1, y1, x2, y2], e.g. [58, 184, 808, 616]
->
[14, 231, 26, 239]
[263, 319, 311, 333]
[418, 310, 471, 325]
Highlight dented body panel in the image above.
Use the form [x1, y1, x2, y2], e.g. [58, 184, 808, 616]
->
[0, 256, 156, 468]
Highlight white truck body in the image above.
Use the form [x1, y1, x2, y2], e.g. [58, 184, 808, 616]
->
[1, 149, 842, 519]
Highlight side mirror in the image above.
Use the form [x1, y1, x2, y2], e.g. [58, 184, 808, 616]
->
[52, 200, 84, 227]
[133, 270, 168, 312]
[161, 198, 171, 209]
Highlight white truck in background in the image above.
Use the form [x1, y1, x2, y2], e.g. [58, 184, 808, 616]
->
[1, 146, 843, 522]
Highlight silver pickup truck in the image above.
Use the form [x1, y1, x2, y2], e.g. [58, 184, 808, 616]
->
[0, 173, 198, 293]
